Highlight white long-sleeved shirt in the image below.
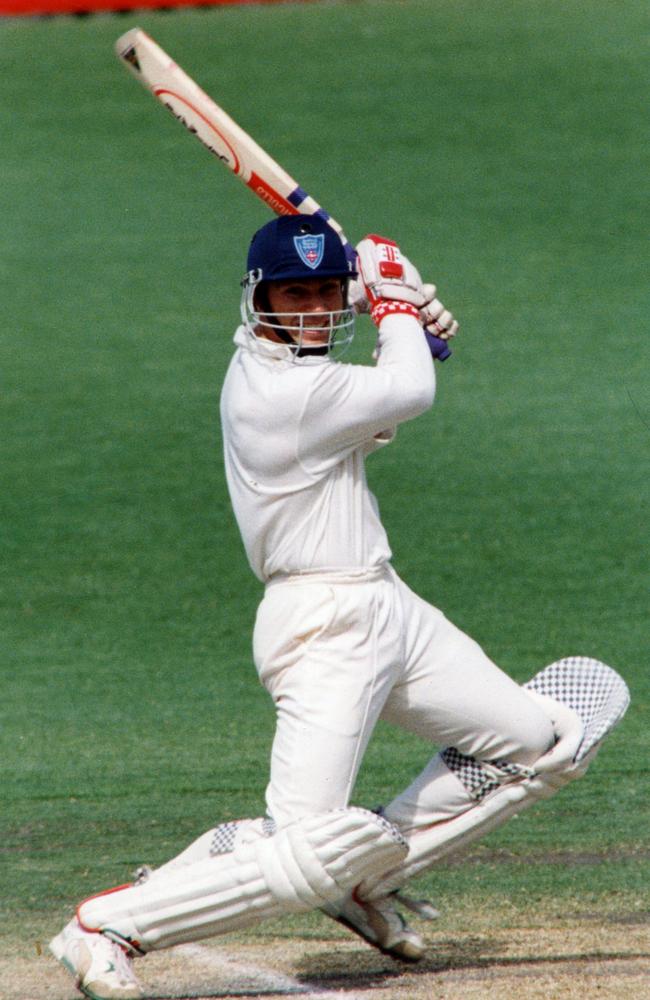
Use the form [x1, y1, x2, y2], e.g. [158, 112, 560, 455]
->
[220, 313, 436, 582]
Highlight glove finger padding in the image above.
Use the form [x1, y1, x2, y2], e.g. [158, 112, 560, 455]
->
[422, 282, 437, 304]
[420, 300, 459, 341]
[347, 277, 371, 315]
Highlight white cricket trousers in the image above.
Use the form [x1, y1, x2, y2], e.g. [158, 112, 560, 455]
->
[253, 565, 554, 832]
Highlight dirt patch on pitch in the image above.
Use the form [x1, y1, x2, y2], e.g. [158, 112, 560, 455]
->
[5, 916, 650, 1000]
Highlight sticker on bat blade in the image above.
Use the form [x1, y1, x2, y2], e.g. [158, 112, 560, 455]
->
[122, 46, 141, 72]
[293, 233, 324, 270]
[248, 172, 299, 216]
[154, 88, 242, 175]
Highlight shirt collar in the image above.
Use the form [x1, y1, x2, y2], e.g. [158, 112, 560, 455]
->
[233, 325, 333, 366]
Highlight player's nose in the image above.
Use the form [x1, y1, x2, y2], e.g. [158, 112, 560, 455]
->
[308, 295, 332, 313]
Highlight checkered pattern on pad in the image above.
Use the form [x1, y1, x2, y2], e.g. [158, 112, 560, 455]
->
[440, 748, 532, 802]
[440, 747, 498, 800]
[442, 657, 629, 799]
[525, 656, 630, 761]
[209, 816, 276, 856]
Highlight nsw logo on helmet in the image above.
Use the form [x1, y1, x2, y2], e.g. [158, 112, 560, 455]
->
[293, 233, 325, 270]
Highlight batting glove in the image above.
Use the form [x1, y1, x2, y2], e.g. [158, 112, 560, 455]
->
[350, 236, 457, 360]
[354, 234, 425, 326]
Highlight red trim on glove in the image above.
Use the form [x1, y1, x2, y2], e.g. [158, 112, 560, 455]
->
[370, 300, 421, 327]
[365, 234, 399, 247]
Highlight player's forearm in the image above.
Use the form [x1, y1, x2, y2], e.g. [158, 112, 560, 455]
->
[374, 313, 436, 419]
[297, 316, 436, 463]
[298, 336, 434, 463]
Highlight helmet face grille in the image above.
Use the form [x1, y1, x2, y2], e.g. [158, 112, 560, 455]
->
[240, 277, 356, 363]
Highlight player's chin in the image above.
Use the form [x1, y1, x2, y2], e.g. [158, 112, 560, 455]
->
[301, 329, 330, 346]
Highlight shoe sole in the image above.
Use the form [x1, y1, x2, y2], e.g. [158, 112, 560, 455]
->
[332, 912, 424, 962]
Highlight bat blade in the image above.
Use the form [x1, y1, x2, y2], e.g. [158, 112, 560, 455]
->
[114, 28, 352, 254]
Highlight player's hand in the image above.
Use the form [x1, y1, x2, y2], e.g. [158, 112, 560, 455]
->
[353, 234, 426, 327]
[420, 283, 459, 342]
[349, 238, 459, 359]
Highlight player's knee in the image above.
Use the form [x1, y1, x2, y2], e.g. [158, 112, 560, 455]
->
[492, 691, 556, 768]
[524, 691, 587, 785]
[513, 710, 556, 766]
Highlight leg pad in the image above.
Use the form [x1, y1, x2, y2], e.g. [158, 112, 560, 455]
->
[78, 807, 407, 951]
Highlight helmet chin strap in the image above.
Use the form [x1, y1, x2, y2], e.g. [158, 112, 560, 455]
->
[297, 344, 329, 357]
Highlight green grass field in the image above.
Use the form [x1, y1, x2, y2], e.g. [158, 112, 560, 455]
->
[1, 0, 648, 991]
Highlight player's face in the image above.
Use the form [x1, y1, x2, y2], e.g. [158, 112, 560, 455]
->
[264, 278, 346, 346]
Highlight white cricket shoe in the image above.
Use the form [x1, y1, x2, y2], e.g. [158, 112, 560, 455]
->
[323, 891, 435, 962]
[49, 918, 143, 999]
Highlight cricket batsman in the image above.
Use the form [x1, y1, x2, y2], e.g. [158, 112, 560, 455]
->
[50, 216, 629, 999]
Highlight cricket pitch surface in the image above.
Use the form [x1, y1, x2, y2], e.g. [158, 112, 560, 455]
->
[6, 916, 650, 1000]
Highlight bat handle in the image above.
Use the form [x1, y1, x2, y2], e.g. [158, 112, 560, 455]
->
[424, 330, 452, 361]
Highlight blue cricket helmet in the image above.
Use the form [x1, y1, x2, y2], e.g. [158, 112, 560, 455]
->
[240, 214, 357, 362]
[245, 214, 357, 282]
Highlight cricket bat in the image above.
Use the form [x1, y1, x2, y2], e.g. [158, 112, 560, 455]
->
[114, 28, 356, 261]
[114, 29, 451, 359]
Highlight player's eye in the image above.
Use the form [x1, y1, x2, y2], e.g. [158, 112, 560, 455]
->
[321, 281, 344, 299]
